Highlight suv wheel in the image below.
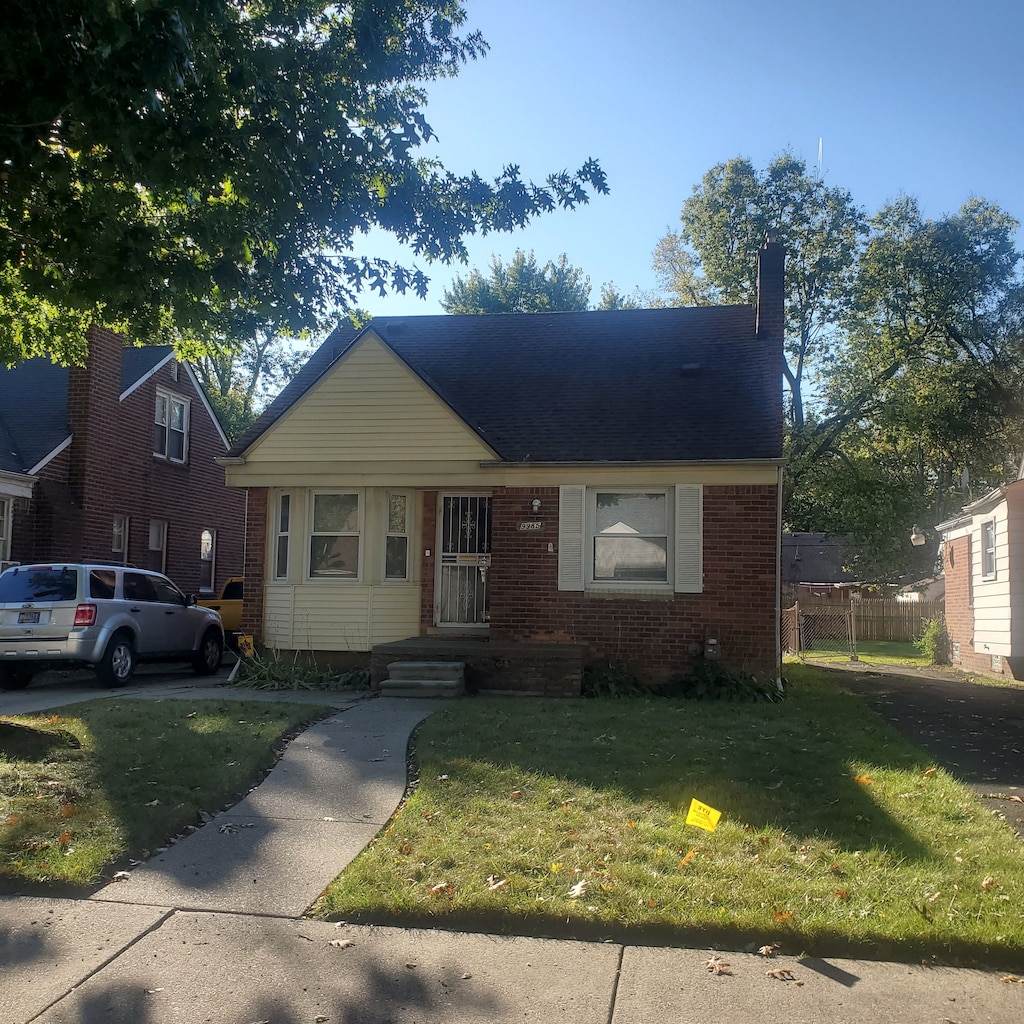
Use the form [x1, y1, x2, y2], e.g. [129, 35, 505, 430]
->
[192, 628, 223, 676]
[97, 633, 136, 687]
[0, 665, 34, 691]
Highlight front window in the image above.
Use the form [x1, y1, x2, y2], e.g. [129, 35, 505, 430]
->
[148, 519, 167, 574]
[112, 515, 129, 563]
[590, 491, 669, 584]
[309, 492, 361, 578]
[385, 492, 410, 580]
[199, 529, 216, 592]
[0, 497, 9, 562]
[154, 391, 189, 462]
[275, 493, 291, 580]
[982, 519, 997, 578]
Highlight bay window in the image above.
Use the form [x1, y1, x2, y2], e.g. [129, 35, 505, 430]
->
[309, 492, 361, 578]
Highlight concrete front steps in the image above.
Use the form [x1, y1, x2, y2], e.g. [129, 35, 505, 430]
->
[379, 660, 465, 698]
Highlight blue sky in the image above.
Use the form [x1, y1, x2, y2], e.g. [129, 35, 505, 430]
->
[351, 0, 1023, 317]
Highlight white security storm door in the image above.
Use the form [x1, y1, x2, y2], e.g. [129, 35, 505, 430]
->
[436, 494, 492, 626]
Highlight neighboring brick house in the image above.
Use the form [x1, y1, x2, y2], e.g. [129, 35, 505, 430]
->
[937, 469, 1024, 680]
[0, 326, 244, 596]
[221, 243, 786, 691]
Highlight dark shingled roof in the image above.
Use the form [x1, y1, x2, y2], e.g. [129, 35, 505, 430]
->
[782, 533, 861, 584]
[0, 346, 173, 475]
[230, 307, 782, 463]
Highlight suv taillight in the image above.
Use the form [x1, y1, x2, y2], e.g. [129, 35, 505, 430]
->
[74, 604, 97, 627]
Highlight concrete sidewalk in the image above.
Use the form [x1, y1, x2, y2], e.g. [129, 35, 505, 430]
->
[3, 690, 1024, 1022]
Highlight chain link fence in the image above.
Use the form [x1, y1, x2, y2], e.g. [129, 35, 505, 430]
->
[782, 602, 857, 659]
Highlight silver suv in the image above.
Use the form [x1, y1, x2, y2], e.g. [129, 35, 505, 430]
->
[0, 563, 224, 690]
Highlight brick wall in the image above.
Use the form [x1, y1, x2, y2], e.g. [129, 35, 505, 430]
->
[944, 536, 974, 670]
[419, 490, 438, 632]
[242, 487, 268, 642]
[486, 484, 778, 681]
[12, 327, 245, 594]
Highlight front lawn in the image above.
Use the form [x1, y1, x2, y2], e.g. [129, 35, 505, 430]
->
[313, 666, 1024, 968]
[0, 699, 329, 887]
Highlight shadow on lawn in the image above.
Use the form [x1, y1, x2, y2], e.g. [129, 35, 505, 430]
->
[426, 686, 935, 860]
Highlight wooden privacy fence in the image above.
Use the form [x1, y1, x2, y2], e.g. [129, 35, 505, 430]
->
[782, 598, 944, 655]
[854, 599, 944, 641]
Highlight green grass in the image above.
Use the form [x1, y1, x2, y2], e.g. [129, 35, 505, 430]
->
[313, 666, 1024, 968]
[791, 640, 930, 667]
[0, 699, 329, 887]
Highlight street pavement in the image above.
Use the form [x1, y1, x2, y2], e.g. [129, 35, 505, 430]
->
[2, 670, 1024, 1023]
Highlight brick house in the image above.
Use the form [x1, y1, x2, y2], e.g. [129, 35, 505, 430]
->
[937, 468, 1024, 680]
[0, 326, 244, 595]
[221, 243, 786, 693]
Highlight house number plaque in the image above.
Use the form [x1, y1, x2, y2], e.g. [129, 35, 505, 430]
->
[518, 521, 544, 531]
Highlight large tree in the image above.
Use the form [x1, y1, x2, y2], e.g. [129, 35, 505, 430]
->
[0, 1, 606, 365]
[440, 250, 591, 313]
[654, 154, 866, 428]
[791, 197, 1024, 576]
[659, 155, 1024, 582]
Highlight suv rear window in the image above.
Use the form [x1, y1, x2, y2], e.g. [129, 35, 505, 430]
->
[0, 568, 79, 603]
[89, 570, 117, 600]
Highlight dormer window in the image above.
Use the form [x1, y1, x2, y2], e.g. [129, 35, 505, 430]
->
[155, 391, 189, 463]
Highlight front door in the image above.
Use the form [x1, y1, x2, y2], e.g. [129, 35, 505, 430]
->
[436, 494, 491, 626]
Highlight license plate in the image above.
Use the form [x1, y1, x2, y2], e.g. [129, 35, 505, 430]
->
[18, 611, 40, 624]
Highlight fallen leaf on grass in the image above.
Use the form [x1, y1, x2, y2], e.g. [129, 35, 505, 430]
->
[766, 968, 798, 982]
[922, 767, 937, 777]
[771, 909, 794, 922]
[1001, 975, 1024, 984]
[510, 790, 523, 801]
[4, 814, 20, 825]
[679, 847, 696, 867]
[758, 944, 780, 957]
[982, 876, 997, 891]
[328, 939, 356, 949]
[703, 955, 733, 976]
[60, 803, 77, 818]
[853, 774, 873, 786]
[58, 832, 71, 845]
[428, 882, 453, 896]
[144, 799, 160, 808]
[486, 876, 509, 891]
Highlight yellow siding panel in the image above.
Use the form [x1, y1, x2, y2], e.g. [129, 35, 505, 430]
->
[264, 587, 294, 647]
[245, 334, 493, 464]
[291, 587, 372, 650]
[369, 586, 421, 644]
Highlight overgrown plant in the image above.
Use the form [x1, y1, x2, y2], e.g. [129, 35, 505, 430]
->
[915, 618, 949, 665]
[581, 661, 648, 699]
[238, 648, 371, 692]
[666, 660, 783, 702]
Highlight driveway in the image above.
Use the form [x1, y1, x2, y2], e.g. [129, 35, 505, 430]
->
[820, 663, 1024, 837]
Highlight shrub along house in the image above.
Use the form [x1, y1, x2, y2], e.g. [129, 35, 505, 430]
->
[0, 326, 244, 596]
[221, 243, 786, 694]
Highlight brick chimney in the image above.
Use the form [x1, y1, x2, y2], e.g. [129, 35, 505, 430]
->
[755, 237, 785, 451]
[755, 236, 785, 343]
[66, 326, 125, 552]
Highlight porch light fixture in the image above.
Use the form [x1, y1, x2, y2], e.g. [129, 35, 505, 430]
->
[910, 525, 926, 547]
[531, 499, 542, 514]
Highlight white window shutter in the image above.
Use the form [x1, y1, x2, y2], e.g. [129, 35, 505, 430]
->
[674, 484, 703, 593]
[558, 485, 585, 591]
